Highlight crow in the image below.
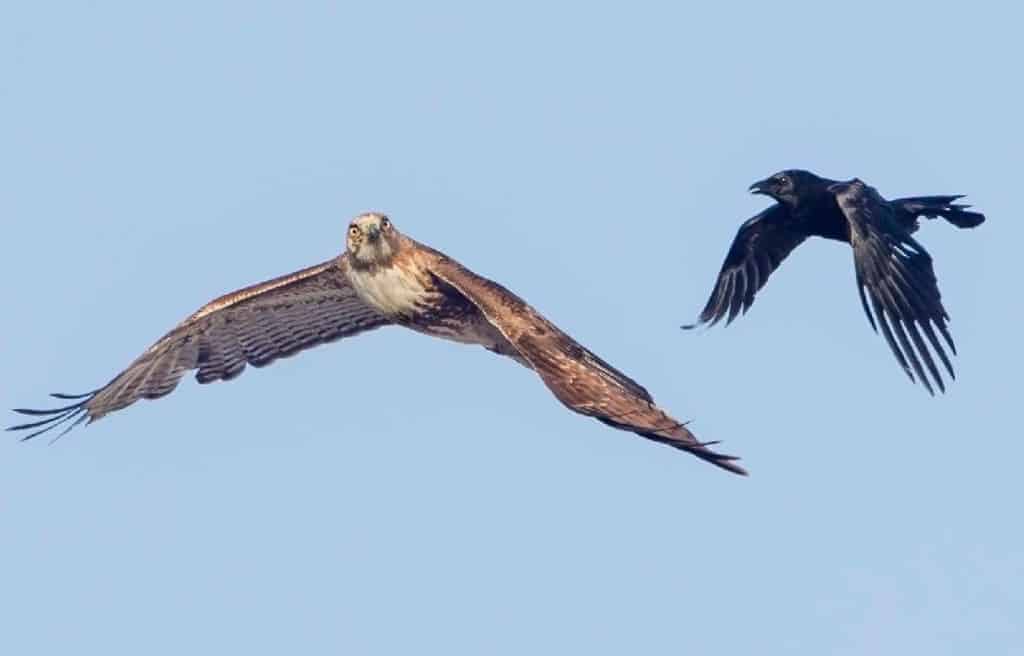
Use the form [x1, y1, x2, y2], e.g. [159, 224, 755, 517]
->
[684, 169, 985, 394]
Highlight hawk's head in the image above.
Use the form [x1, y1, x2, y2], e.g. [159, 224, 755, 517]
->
[347, 212, 402, 266]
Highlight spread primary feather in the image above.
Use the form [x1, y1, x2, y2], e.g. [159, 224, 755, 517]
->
[10, 212, 747, 476]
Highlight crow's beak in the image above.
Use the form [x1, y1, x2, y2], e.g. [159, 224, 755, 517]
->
[748, 178, 771, 195]
[366, 225, 381, 241]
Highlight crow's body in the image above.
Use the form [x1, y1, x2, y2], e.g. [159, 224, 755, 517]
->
[686, 169, 984, 394]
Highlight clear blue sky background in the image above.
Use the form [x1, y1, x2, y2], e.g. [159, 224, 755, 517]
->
[2, 2, 1020, 654]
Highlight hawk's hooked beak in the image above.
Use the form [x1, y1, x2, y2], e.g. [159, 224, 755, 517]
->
[748, 177, 772, 196]
[366, 224, 381, 241]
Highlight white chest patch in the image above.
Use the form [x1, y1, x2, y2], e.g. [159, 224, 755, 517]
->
[350, 264, 430, 317]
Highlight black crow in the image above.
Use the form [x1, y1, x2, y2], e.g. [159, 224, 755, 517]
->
[684, 170, 985, 394]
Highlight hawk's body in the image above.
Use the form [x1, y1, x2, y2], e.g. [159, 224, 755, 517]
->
[346, 243, 515, 356]
[12, 213, 745, 475]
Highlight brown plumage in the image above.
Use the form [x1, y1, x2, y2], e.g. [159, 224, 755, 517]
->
[11, 213, 745, 475]
[10, 260, 389, 437]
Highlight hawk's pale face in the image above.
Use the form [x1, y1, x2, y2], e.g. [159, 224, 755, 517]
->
[347, 213, 401, 266]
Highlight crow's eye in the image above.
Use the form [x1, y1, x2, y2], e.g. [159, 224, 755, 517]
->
[778, 176, 789, 186]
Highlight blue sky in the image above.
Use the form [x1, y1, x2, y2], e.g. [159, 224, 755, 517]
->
[2, 2, 1020, 654]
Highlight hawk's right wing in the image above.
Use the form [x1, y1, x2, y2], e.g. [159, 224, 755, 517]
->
[425, 248, 746, 475]
[10, 256, 391, 440]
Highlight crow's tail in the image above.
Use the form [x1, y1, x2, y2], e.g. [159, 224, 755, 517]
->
[894, 195, 986, 229]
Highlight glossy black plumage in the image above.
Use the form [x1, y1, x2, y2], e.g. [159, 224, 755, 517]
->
[685, 169, 984, 394]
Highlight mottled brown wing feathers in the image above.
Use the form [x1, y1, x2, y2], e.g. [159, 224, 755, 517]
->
[9, 257, 390, 440]
[835, 182, 956, 395]
[426, 250, 746, 475]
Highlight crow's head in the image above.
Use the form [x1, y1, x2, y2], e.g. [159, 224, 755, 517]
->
[748, 169, 828, 206]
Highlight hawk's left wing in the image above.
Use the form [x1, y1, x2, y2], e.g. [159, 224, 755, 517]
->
[10, 257, 391, 440]
[425, 250, 746, 475]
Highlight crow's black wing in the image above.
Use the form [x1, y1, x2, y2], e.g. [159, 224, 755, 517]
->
[833, 181, 956, 394]
[684, 204, 809, 328]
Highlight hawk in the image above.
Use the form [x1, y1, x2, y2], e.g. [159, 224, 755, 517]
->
[11, 213, 746, 475]
[684, 170, 985, 394]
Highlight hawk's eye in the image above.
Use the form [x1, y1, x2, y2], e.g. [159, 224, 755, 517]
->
[380, 217, 391, 230]
[348, 226, 360, 237]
